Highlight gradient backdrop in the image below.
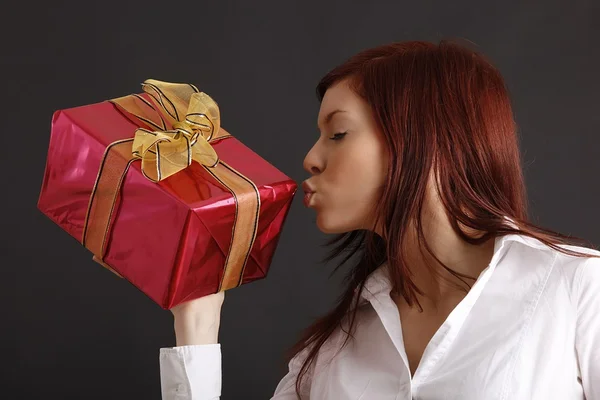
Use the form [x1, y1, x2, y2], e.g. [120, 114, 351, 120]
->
[2, 0, 599, 398]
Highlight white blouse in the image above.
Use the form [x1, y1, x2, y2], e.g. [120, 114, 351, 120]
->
[159, 232, 600, 399]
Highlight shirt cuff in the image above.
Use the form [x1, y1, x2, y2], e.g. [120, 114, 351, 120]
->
[159, 344, 222, 400]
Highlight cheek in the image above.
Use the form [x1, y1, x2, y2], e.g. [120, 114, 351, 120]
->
[326, 143, 386, 201]
[317, 146, 386, 232]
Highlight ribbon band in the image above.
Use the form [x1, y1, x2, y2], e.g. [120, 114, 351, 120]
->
[82, 79, 261, 295]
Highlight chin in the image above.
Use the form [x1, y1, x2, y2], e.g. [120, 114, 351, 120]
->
[315, 214, 354, 234]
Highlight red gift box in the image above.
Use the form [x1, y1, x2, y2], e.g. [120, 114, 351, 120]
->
[38, 80, 297, 309]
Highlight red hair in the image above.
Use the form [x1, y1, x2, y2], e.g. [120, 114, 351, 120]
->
[286, 40, 598, 398]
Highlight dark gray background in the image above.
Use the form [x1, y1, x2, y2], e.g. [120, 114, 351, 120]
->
[3, 0, 599, 398]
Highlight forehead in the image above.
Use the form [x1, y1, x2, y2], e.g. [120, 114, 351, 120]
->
[317, 80, 364, 129]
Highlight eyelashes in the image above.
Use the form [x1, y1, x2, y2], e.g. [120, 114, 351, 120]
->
[329, 131, 348, 141]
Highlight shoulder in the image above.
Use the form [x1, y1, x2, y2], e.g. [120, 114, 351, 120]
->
[505, 233, 599, 271]
[572, 254, 600, 312]
[530, 237, 600, 306]
[549, 241, 600, 295]
[314, 302, 378, 357]
[503, 234, 600, 304]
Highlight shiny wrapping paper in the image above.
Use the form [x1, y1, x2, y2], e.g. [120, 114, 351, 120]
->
[37, 82, 297, 309]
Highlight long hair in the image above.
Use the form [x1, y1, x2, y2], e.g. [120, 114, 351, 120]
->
[286, 40, 599, 398]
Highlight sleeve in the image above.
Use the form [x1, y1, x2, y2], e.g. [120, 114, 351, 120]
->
[159, 344, 222, 400]
[158, 344, 315, 400]
[575, 256, 600, 399]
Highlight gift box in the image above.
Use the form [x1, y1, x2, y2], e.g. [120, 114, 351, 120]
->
[38, 79, 297, 309]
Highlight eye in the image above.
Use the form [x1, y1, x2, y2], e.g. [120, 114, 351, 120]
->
[329, 132, 348, 141]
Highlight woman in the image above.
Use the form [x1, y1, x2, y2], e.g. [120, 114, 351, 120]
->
[158, 41, 600, 399]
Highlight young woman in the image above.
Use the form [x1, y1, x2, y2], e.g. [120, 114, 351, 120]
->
[158, 41, 600, 399]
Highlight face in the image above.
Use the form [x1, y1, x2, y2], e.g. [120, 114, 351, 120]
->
[303, 79, 389, 234]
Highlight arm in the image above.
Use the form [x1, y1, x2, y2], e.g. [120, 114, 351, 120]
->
[160, 344, 221, 400]
[158, 293, 313, 399]
[575, 256, 600, 398]
[160, 293, 223, 400]
[159, 343, 313, 400]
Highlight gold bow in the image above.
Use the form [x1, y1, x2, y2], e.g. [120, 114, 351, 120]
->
[117, 80, 226, 181]
[82, 79, 261, 297]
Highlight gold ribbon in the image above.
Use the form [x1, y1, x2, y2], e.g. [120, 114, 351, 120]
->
[82, 79, 261, 293]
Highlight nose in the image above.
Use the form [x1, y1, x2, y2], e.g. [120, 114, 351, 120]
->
[303, 142, 324, 175]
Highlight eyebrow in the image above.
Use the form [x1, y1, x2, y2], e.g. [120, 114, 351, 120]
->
[317, 109, 347, 130]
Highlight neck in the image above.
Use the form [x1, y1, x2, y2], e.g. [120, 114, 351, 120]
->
[398, 209, 496, 308]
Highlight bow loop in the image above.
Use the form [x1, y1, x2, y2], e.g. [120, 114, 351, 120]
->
[120, 81, 222, 181]
[185, 92, 221, 142]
